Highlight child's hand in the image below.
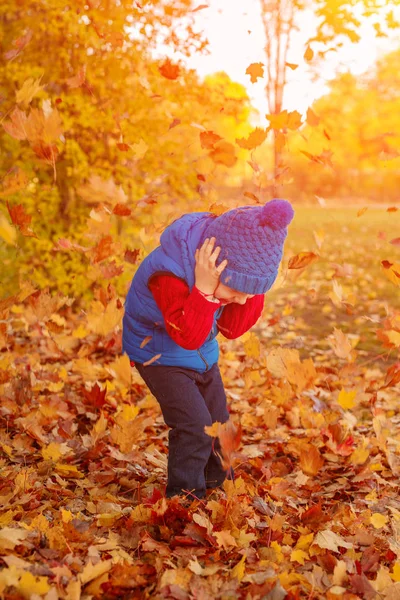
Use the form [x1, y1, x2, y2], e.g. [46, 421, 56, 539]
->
[195, 237, 228, 296]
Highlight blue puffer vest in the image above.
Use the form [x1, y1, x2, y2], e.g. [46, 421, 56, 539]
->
[122, 212, 225, 373]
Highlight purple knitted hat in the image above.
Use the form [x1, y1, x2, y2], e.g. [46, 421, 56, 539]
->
[203, 198, 294, 294]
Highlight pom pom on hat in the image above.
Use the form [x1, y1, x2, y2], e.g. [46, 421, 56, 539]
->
[203, 197, 295, 295]
[261, 198, 294, 230]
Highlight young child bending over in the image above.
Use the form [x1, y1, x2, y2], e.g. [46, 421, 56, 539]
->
[122, 199, 294, 501]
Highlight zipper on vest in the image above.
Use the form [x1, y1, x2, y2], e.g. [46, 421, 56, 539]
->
[197, 348, 209, 370]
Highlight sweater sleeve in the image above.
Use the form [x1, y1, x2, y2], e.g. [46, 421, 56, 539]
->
[148, 274, 222, 350]
[216, 294, 265, 339]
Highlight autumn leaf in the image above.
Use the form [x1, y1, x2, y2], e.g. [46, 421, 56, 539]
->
[4, 29, 32, 60]
[236, 128, 268, 150]
[337, 388, 356, 409]
[286, 62, 298, 70]
[381, 260, 400, 287]
[66, 66, 86, 88]
[306, 107, 320, 126]
[192, 4, 209, 12]
[245, 62, 264, 83]
[159, 58, 180, 80]
[304, 46, 314, 61]
[200, 130, 222, 149]
[6, 202, 37, 237]
[288, 252, 319, 269]
[390, 238, 400, 246]
[266, 109, 302, 131]
[299, 444, 324, 476]
[328, 328, 355, 360]
[209, 140, 237, 167]
[357, 206, 368, 217]
[312, 530, 352, 552]
[16, 76, 45, 106]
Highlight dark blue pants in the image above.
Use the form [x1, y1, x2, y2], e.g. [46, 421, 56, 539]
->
[134, 362, 234, 499]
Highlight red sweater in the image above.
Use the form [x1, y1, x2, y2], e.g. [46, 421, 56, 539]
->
[145, 273, 264, 351]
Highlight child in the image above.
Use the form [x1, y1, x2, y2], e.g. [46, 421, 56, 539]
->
[122, 198, 294, 501]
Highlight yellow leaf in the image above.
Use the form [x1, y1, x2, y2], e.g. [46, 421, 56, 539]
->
[18, 571, 50, 598]
[290, 549, 309, 565]
[0, 528, 29, 550]
[270, 540, 284, 563]
[0, 214, 17, 245]
[61, 509, 74, 523]
[120, 404, 139, 422]
[243, 331, 261, 358]
[391, 562, 400, 582]
[41, 442, 63, 462]
[350, 444, 370, 466]
[370, 513, 388, 529]
[55, 464, 84, 479]
[204, 421, 222, 437]
[79, 559, 113, 585]
[231, 554, 246, 581]
[214, 530, 238, 551]
[296, 533, 314, 550]
[107, 353, 132, 388]
[130, 139, 148, 159]
[16, 76, 45, 106]
[337, 389, 356, 410]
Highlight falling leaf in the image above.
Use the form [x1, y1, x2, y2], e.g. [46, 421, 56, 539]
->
[304, 46, 314, 61]
[0, 214, 17, 245]
[143, 353, 162, 366]
[6, 202, 36, 237]
[288, 252, 319, 269]
[236, 128, 268, 150]
[307, 107, 320, 126]
[390, 238, 400, 246]
[192, 4, 209, 12]
[328, 328, 355, 360]
[245, 62, 264, 83]
[159, 59, 180, 80]
[16, 76, 45, 106]
[209, 140, 237, 167]
[286, 62, 298, 70]
[200, 130, 222, 149]
[266, 110, 302, 131]
[387, 206, 398, 212]
[381, 260, 400, 287]
[66, 66, 86, 88]
[357, 206, 368, 217]
[131, 139, 148, 159]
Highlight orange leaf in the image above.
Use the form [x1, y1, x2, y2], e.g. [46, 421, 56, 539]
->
[387, 206, 398, 212]
[288, 252, 319, 269]
[236, 128, 268, 150]
[306, 107, 320, 127]
[390, 238, 400, 246]
[159, 59, 180, 80]
[357, 207, 368, 217]
[91, 235, 114, 263]
[192, 4, 209, 12]
[200, 130, 222, 149]
[116, 142, 130, 151]
[140, 336, 153, 349]
[245, 62, 264, 83]
[113, 204, 131, 216]
[6, 202, 36, 237]
[304, 46, 314, 61]
[3, 107, 28, 140]
[243, 192, 260, 203]
[299, 444, 324, 476]
[66, 66, 86, 88]
[143, 353, 162, 366]
[209, 140, 236, 167]
[124, 249, 140, 264]
[286, 62, 298, 70]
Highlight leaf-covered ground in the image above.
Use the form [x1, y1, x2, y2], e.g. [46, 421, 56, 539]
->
[1, 206, 400, 600]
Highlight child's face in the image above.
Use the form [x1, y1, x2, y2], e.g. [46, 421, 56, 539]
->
[214, 282, 255, 305]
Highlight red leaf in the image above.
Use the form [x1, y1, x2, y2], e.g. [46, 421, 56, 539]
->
[113, 203, 131, 216]
[6, 201, 36, 237]
[116, 142, 130, 151]
[159, 59, 180, 80]
[124, 249, 140, 264]
[82, 382, 107, 408]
